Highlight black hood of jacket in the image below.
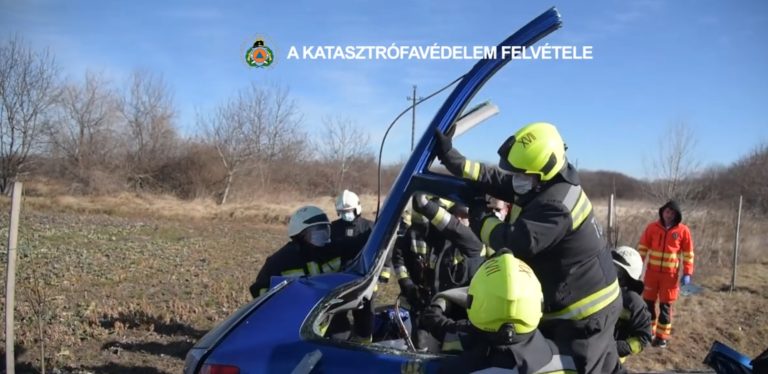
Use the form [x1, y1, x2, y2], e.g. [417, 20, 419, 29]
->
[658, 200, 682, 226]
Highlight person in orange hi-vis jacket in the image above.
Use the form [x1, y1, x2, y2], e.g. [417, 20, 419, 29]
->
[637, 200, 694, 348]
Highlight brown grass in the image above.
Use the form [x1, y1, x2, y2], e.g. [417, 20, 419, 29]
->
[0, 192, 764, 373]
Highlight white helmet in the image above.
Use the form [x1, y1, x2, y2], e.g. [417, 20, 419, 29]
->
[288, 205, 330, 238]
[612, 246, 643, 281]
[335, 189, 362, 216]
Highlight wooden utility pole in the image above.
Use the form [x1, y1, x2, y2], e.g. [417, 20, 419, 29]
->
[406, 85, 422, 151]
[5, 181, 22, 374]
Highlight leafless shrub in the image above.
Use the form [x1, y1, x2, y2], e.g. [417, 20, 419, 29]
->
[0, 35, 60, 193]
[119, 69, 178, 190]
[153, 140, 225, 200]
[47, 71, 123, 191]
[198, 83, 304, 204]
[316, 115, 374, 194]
[644, 122, 702, 204]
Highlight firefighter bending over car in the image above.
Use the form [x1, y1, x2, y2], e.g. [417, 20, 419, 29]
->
[437, 251, 577, 373]
[433, 122, 623, 373]
[392, 193, 485, 351]
[249, 205, 342, 298]
[248, 204, 369, 339]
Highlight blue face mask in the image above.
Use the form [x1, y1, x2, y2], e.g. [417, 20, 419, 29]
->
[307, 226, 330, 247]
[512, 174, 535, 195]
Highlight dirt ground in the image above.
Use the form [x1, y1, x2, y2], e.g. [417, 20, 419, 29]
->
[0, 196, 766, 373]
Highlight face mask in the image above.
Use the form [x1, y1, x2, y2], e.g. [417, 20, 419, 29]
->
[493, 209, 507, 221]
[307, 226, 330, 247]
[512, 174, 535, 195]
[341, 211, 356, 222]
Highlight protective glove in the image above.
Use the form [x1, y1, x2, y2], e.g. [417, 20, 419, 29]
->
[448, 319, 473, 334]
[399, 278, 423, 310]
[433, 129, 465, 176]
[413, 192, 429, 210]
[681, 274, 691, 286]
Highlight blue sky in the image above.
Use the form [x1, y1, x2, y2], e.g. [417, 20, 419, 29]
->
[2, 0, 767, 178]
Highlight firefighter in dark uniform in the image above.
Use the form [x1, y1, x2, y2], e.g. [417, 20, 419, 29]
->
[434, 122, 623, 373]
[612, 246, 652, 362]
[249, 205, 342, 298]
[330, 189, 383, 343]
[331, 189, 393, 283]
[438, 252, 578, 374]
[392, 194, 485, 350]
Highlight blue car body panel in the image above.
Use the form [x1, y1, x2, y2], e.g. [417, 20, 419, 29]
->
[189, 7, 563, 374]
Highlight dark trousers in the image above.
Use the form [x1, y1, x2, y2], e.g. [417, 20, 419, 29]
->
[539, 295, 625, 374]
[646, 300, 673, 340]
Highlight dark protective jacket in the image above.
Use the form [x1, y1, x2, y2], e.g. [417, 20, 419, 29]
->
[249, 240, 350, 298]
[615, 287, 652, 358]
[438, 330, 577, 374]
[330, 216, 393, 283]
[458, 159, 619, 321]
[330, 215, 373, 249]
[392, 200, 485, 299]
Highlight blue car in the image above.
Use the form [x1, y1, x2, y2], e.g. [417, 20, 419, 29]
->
[185, 8, 563, 374]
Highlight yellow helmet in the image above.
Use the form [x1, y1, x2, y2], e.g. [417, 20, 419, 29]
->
[467, 253, 543, 334]
[497, 122, 566, 182]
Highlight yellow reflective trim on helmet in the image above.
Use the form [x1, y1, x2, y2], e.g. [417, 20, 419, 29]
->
[570, 191, 592, 230]
[628, 336, 644, 354]
[479, 217, 502, 246]
[543, 279, 620, 321]
[467, 254, 544, 334]
[503, 122, 566, 182]
[462, 160, 481, 181]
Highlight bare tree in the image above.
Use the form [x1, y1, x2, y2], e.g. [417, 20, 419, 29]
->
[119, 69, 177, 189]
[318, 115, 371, 192]
[199, 83, 303, 204]
[645, 122, 701, 203]
[0, 35, 59, 193]
[48, 71, 119, 183]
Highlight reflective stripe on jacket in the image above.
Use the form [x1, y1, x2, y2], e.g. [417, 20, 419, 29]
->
[637, 221, 694, 275]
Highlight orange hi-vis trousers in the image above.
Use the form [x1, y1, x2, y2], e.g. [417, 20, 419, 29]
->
[643, 271, 678, 340]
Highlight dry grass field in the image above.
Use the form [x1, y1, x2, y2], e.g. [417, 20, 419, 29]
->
[0, 189, 765, 373]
